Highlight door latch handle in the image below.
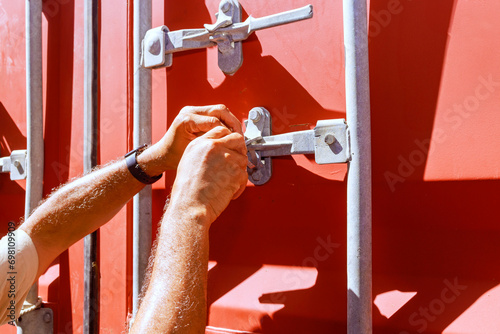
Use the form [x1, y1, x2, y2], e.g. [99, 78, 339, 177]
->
[141, 1, 313, 74]
[244, 107, 351, 185]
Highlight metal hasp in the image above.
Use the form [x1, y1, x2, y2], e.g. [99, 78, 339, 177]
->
[245, 107, 350, 185]
[141, 1, 313, 75]
[0, 150, 27, 180]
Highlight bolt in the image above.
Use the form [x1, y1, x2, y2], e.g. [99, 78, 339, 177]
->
[249, 108, 263, 123]
[13, 160, 20, 167]
[221, 1, 232, 13]
[324, 134, 336, 145]
[252, 170, 262, 181]
[43, 312, 51, 323]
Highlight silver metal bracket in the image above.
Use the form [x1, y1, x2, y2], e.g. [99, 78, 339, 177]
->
[17, 308, 53, 334]
[245, 107, 350, 185]
[141, 1, 313, 75]
[0, 149, 27, 180]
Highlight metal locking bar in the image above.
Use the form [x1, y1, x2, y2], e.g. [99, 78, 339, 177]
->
[0, 149, 27, 180]
[142, 1, 313, 74]
[245, 107, 350, 185]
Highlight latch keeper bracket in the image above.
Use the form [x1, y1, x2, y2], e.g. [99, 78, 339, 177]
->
[0, 149, 28, 180]
[244, 107, 350, 185]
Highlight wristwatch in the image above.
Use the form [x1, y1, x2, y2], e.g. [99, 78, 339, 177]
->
[125, 144, 162, 184]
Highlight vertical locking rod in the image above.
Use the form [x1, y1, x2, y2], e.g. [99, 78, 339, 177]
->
[24, 0, 44, 312]
[343, 0, 373, 333]
[132, 0, 153, 320]
[83, 0, 100, 333]
[19, 1, 46, 333]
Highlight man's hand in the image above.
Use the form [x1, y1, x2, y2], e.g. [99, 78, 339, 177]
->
[20, 104, 244, 279]
[130, 126, 248, 334]
[137, 105, 243, 177]
[169, 126, 248, 225]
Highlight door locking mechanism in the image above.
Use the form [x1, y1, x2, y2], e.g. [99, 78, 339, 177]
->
[245, 108, 350, 185]
[141, 1, 313, 74]
[0, 149, 27, 180]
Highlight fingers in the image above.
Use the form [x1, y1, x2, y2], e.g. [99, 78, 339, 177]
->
[186, 105, 243, 135]
[199, 127, 247, 156]
[226, 150, 249, 200]
[232, 171, 248, 200]
[218, 132, 247, 156]
[187, 114, 225, 135]
[223, 150, 248, 169]
[220, 153, 247, 200]
[202, 126, 232, 139]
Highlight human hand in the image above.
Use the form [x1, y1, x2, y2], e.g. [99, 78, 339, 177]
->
[168, 126, 248, 226]
[137, 105, 243, 177]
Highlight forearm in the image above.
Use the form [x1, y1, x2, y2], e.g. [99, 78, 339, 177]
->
[20, 158, 147, 277]
[130, 200, 211, 334]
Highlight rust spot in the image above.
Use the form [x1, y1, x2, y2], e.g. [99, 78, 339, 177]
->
[289, 123, 311, 128]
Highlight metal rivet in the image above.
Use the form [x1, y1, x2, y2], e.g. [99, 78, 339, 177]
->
[13, 160, 20, 167]
[221, 1, 231, 13]
[249, 108, 262, 123]
[324, 134, 336, 145]
[43, 312, 51, 323]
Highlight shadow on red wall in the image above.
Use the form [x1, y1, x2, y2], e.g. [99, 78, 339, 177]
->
[153, 0, 500, 333]
[369, 0, 500, 333]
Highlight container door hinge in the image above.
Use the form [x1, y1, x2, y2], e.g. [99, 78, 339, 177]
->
[244, 107, 350, 185]
[0, 149, 27, 180]
[141, 1, 313, 75]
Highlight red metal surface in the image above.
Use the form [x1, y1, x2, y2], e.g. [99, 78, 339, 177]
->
[0, 0, 499, 333]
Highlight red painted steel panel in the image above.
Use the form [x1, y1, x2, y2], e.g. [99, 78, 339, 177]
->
[160, 1, 346, 332]
[0, 0, 499, 333]
[0, 2, 28, 331]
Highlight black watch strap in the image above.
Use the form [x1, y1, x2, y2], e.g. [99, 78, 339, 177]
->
[125, 144, 162, 185]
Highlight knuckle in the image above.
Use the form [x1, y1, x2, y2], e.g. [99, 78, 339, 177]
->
[184, 117, 196, 130]
[219, 125, 231, 133]
[180, 106, 193, 114]
[231, 132, 244, 140]
[204, 140, 220, 153]
[179, 113, 192, 125]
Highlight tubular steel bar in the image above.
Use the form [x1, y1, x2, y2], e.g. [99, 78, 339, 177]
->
[19, 0, 48, 333]
[24, 0, 44, 306]
[132, 0, 153, 319]
[83, 0, 100, 333]
[343, 0, 373, 333]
